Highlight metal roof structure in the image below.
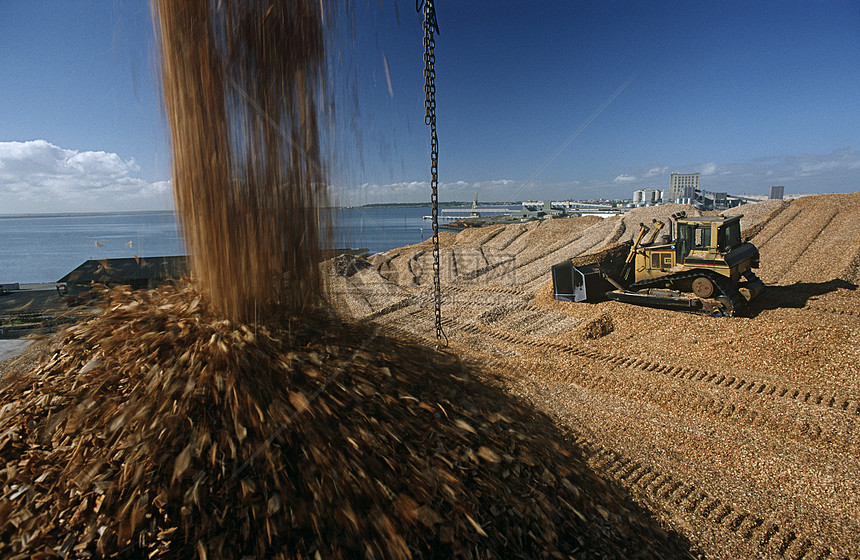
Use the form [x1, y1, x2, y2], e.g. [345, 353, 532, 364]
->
[57, 256, 189, 290]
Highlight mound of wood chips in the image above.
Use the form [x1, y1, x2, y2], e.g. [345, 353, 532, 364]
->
[0, 284, 692, 559]
[569, 242, 631, 269]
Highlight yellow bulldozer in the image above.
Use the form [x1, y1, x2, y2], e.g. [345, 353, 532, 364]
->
[552, 212, 765, 316]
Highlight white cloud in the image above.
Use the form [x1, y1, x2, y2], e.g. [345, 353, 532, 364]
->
[613, 174, 637, 183]
[65, 150, 135, 176]
[335, 149, 860, 204]
[699, 162, 718, 176]
[338, 178, 587, 204]
[604, 149, 860, 199]
[798, 150, 860, 174]
[473, 179, 514, 187]
[644, 166, 668, 178]
[0, 140, 172, 214]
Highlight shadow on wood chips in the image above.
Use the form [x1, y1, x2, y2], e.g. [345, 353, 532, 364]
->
[0, 284, 694, 559]
[741, 278, 857, 316]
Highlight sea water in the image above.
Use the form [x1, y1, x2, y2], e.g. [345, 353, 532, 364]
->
[0, 207, 439, 284]
[0, 212, 185, 284]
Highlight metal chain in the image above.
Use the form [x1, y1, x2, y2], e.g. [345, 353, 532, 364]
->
[419, 0, 447, 347]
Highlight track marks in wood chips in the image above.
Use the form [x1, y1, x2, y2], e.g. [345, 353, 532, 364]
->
[456, 323, 860, 458]
[803, 304, 860, 318]
[459, 322, 860, 420]
[753, 206, 803, 253]
[331, 195, 860, 560]
[769, 208, 838, 283]
[571, 436, 849, 560]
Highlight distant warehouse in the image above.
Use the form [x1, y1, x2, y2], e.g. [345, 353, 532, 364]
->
[56, 249, 366, 295]
[57, 256, 188, 295]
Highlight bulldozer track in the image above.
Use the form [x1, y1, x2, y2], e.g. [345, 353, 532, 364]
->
[569, 435, 849, 560]
[841, 242, 860, 284]
[475, 305, 582, 337]
[457, 235, 583, 290]
[457, 322, 860, 421]
[545, 231, 593, 260]
[355, 285, 531, 323]
[446, 284, 529, 298]
[606, 219, 627, 245]
[409, 251, 430, 285]
[453, 253, 517, 283]
[579, 229, 617, 255]
[629, 268, 746, 316]
[529, 229, 594, 264]
[584, 369, 854, 450]
[471, 225, 505, 247]
[365, 298, 413, 320]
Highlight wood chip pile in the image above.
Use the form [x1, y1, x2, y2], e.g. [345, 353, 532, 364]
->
[748, 192, 860, 285]
[328, 193, 860, 559]
[569, 243, 631, 269]
[0, 285, 693, 559]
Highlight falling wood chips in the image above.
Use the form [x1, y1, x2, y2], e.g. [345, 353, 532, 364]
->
[0, 284, 692, 559]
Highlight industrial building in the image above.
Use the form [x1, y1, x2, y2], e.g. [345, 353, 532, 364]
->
[628, 172, 770, 211]
[669, 172, 700, 203]
[632, 188, 662, 205]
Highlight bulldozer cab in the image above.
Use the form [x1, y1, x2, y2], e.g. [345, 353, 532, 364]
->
[717, 219, 742, 250]
[676, 221, 711, 261]
[675, 216, 742, 261]
[676, 223, 693, 261]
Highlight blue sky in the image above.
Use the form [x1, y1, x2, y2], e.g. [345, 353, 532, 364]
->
[1, 1, 858, 213]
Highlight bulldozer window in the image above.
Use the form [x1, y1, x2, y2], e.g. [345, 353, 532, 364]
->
[718, 221, 741, 250]
[693, 225, 711, 249]
[677, 224, 693, 261]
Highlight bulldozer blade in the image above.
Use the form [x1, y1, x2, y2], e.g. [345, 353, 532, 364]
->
[552, 262, 605, 302]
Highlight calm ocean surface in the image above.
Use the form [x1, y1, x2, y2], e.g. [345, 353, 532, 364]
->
[0, 207, 443, 284]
